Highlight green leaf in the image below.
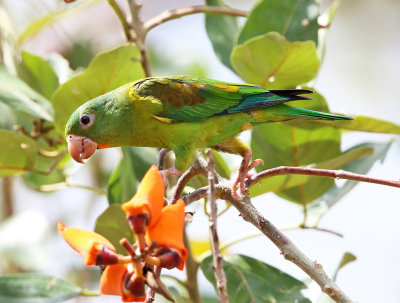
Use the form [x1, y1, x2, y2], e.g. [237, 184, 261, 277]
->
[52, 44, 145, 133]
[201, 254, 311, 303]
[314, 115, 400, 134]
[205, 0, 238, 70]
[231, 32, 320, 89]
[18, 51, 59, 100]
[0, 64, 53, 121]
[0, 130, 38, 176]
[237, 0, 319, 45]
[307, 141, 393, 221]
[94, 204, 133, 254]
[337, 252, 356, 273]
[107, 147, 157, 205]
[0, 274, 81, 303]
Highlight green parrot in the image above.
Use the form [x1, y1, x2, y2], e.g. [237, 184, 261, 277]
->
[65, 76, 351, 198]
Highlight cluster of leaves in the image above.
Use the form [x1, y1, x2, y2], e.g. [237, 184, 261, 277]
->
[0, 0, 399, 302]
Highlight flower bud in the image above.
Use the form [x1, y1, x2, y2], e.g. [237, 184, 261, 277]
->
[157, 249, 181, 269]
[126, 214, 149, 234]
[123, 272, 146, 302]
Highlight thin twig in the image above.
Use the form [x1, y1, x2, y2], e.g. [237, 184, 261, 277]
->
[144, 5, 247, 34]
[38, 180, 107, 195]
[127, 0, 151, 76]
[171, 159, 208, 203]
[246, 166, 400, 189]
[206, 150, 229, 302]
[2, 176, 14, 219]
[107, 0, 133, 42]
[157, 149, 170, 170]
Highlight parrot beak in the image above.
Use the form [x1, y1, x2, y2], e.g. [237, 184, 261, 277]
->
[67, 134, 98, 164]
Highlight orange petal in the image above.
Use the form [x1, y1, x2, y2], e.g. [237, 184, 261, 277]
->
[100, 264, 128, 295]
[121, 165, 164, 227]
[145, 199, 188, 270]
[58, 222, 116, 266]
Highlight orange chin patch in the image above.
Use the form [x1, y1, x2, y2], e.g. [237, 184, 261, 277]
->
[97, 143, 111, 149]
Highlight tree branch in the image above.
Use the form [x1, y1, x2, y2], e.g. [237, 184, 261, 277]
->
[107, 0, 133, 42]
[182, 162, 365, 302]
[245, 166, 400, 189]
[157, 148, 170, 170]
[206, 150, 229, 302]
[144, 5, 247, 34]
[171, 158, 208, 203]
[127, 0, 152, 76]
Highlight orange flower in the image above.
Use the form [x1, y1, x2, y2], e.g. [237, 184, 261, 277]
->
[121, 165, 165, 232]
[100, 263, 146, 302]
[58, 222, 117, 266]
[145, 199, 188, 270]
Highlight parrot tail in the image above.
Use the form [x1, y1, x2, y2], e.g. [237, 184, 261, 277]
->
[251, 104, 352, 122]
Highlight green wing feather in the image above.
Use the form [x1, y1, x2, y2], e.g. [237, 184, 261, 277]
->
[132, 76, 349, 122]
[133, 76, 313, 122]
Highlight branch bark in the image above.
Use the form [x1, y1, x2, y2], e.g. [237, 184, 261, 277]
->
[206, 150, 229, 302]
[246, 166, 400, 189]
[181, 161, 372, 302]
[127, 0, 152, 76]
[144, 5, 247, 34]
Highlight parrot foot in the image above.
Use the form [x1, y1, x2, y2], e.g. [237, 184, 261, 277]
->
[160, 167, 184, 187]
[232, 150, 264, 201]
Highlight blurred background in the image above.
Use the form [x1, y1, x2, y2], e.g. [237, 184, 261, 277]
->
[0, 0, 399, 302]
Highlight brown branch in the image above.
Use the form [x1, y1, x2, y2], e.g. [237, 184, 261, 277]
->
[206, 150, 229, 302]
[184, 183, 354, 302]
[2, 176, 14, 219]
[246, 166, 400, 189]
[107, 0, 133, 42]
[171, 158, 208, 203]
[157, 148, 170, 170]
[181, 160, 364, 302]
[127, 0, 152, 76]
[144, 5, 248, 34]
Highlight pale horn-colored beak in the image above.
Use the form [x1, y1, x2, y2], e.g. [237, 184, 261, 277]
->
[66, 134, 98, 163]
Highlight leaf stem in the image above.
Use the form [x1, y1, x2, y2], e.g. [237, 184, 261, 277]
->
[38, 180, 106, 195]
[144, 5, 247, 34]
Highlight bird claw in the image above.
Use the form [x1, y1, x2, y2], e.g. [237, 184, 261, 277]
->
[232, 157, 264, 201]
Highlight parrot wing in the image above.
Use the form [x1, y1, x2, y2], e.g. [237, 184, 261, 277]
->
[132, 76, 312, 122]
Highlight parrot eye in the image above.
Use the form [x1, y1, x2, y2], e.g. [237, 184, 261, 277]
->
[79, 113, 95, 129]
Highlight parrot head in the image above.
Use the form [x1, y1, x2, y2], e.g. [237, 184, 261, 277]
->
[65, 84, 135, 163]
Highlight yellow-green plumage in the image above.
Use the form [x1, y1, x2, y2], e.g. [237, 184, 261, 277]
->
[65, 76, 350, 170]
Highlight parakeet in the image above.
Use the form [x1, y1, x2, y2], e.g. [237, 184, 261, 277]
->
[65, 76, 351, 199]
